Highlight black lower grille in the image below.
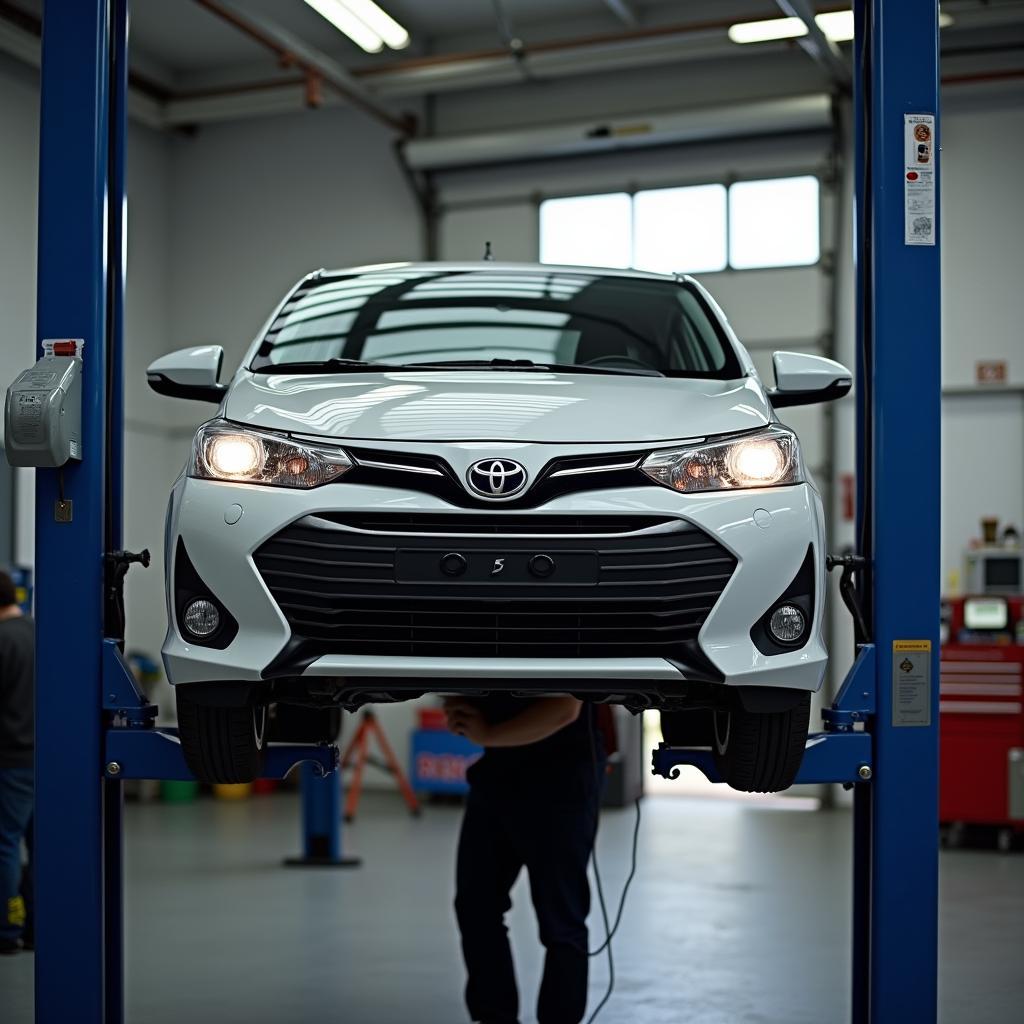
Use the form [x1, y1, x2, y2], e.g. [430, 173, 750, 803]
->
[254, 515, 736, 659]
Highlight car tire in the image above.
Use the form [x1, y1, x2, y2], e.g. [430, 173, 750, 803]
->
[711, 692, 811, 793]
[176, 689, 268, 784]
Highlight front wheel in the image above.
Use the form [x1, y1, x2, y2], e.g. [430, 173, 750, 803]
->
[176, 689, 268, 784]
[711, 692, 811, 793]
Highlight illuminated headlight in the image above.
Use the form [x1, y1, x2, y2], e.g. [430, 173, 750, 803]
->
[190, 420, 352, 488]
[641, 426, 802, 494]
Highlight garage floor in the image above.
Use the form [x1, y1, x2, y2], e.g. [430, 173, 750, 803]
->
[2, 791, 1022, 1024]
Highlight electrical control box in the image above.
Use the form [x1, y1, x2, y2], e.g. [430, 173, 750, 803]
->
[4, 340, 84, 468]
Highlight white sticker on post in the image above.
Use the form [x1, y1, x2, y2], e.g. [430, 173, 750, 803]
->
[904, 114, 936, 246]
[42, 338, 85, 358]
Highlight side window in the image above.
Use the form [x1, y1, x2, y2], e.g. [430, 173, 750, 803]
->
[671, 289, 729, 373]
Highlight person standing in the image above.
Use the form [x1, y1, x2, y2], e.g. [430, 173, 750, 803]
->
[446, 694, 605, 1024]
[0, 570, 34, 955]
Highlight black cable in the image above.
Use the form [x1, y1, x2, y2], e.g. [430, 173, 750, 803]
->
[584, 709, 643, 1023]
[589, 797, 641, 957]
[586, 717, 615, 1024]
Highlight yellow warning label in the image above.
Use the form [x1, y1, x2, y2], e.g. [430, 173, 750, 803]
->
[893, 640, 932, 652]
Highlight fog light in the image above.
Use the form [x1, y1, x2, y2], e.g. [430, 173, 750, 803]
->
[183, 598, 220, 638]
[769, 604, 805, 643]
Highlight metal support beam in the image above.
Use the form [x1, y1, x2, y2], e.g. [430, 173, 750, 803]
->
[776, 0, 851, 90]
[603, 0, 638, 27]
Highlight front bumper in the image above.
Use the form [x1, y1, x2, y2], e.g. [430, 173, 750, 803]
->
[162, 476, 827, 697]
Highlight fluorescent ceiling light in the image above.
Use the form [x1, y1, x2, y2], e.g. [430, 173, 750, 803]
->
[731, 9, 955, 46]
[728, 17, 807, 44]
[814, 11, 855, 42]
[303, 0, 382, 52]
[340, 0, 410, 50]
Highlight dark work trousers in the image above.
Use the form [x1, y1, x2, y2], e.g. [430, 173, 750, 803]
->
[454, 762, 602, 1024]
[0, 767, 33, 946]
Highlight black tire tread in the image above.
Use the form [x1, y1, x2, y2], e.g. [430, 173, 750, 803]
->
[714, 693, 811, 793]
[177, 691, 264, 784]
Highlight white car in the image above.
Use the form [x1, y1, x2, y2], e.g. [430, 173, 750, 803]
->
[148, 263, 851, 791]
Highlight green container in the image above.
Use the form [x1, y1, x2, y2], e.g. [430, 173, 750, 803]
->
[161, 780, 198, 803]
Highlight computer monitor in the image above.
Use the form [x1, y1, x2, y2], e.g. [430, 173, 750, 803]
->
[965, 549, 1023, 595]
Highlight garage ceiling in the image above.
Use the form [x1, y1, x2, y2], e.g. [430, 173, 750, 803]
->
[2, 0, 1023, 121]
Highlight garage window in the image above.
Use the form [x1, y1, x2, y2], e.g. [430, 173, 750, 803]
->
[538, 192, 631, 269]
[633, 185, 728, 274]
[539, 175, 819, 273]
[728, 175, 820, 269]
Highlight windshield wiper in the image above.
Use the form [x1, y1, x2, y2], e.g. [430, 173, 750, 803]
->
[402, 359, 665, 377]
[251, 358, 398, 374]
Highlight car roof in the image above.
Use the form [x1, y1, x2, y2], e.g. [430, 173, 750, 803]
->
[311, 261, 693, 284]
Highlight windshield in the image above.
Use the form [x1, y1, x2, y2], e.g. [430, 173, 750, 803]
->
[251, 267, 742, 379]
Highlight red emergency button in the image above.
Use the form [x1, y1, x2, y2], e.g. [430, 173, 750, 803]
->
[906, 171, 919, 181]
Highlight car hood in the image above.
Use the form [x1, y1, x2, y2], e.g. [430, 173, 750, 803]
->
[223, 370, 771, 444]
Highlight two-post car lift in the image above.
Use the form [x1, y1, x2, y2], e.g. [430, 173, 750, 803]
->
[26, 1, 940, 1021]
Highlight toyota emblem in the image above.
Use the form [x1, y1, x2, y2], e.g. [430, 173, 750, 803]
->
[466, 458, 529, 499]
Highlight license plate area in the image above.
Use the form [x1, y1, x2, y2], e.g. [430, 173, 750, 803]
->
[396, 548, 599, 585]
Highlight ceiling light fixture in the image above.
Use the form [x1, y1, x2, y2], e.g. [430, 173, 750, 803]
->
[301, 0, 409, 54]
[302, 0, 382, 52]
[814, 10, 856, 42]
[339, 0, 410, 50]
[727, 16, 807, 44]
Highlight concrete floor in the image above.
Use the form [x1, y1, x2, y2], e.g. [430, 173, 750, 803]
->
[2, 791, 1022, 1024]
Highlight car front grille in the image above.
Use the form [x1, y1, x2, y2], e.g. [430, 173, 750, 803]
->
[253, 514, 737, 659]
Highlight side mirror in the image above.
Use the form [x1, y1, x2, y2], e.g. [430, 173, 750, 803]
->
[146, 346, 227, 404]
[767, 351, 852, 408]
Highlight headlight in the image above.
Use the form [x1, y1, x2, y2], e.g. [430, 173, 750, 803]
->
[641, 426, 802, 494]
[190, 421, 352, 488]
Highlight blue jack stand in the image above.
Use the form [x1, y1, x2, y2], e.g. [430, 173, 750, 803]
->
[283, 763, 363, 868]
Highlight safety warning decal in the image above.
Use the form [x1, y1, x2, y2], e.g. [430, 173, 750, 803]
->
[892, 639, 932, 726]
[904, 114, 936, 246]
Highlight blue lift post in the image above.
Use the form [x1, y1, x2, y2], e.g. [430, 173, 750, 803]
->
[30, 0, 937, 1021]
[33, 2, 113, 1022]
[857, 1, 941, 1020]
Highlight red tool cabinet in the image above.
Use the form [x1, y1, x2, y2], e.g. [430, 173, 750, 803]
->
[940, 596, 1024, 840]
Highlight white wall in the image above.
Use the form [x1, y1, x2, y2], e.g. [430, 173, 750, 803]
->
[939, 92, 1024, 586]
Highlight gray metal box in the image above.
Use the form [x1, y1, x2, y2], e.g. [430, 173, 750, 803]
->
[4, 355, 83, 468]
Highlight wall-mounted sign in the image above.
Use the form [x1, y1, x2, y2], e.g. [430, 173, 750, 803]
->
[976, 360, 1008, 385]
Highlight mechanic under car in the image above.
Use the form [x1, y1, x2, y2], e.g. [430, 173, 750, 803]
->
[445, 695, 605, 1024]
